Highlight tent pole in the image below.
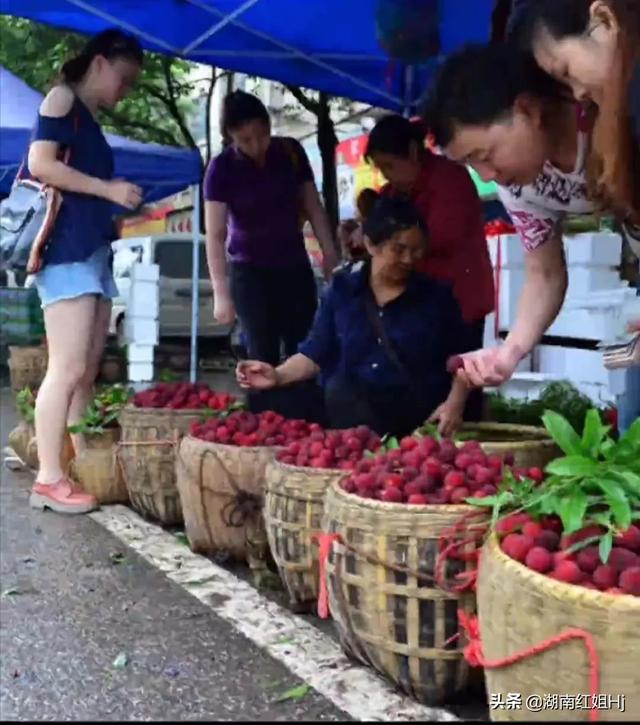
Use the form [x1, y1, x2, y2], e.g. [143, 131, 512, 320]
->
[189, 184, 201, 383]
[402, 64, 415, 118]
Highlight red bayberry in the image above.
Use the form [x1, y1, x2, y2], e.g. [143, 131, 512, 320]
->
[502, 534, 534, 563]
[576, 546, 602, 574]
[407, 494, 428, 505]
[384, 474, 404, 489]
[522, 521, 543, 540]
[525, 546, 553, 573]
[608, 548, 638, 573]
[450, 486, 471, 505]
[619, 567, 640, 596]
[382, 487, 404, 503]
[552, 560, 584, 584]
[614, 525, 640, 553]
[444, 471, 465, 490]
[593, 564, 618, 590]
[535, 529, 560, 552]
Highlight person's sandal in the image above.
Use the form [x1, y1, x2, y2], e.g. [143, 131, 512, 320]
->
[30, 478, 98, 515]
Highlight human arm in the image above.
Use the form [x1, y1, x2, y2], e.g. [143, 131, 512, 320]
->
[236, 354, 319, 389]
[27, 86, 141, 208]
[204, 200, 235, 325]
[301, 181, 339, 278]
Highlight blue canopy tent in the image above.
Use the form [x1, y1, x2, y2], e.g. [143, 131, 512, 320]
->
[0, 0, 499, 380]
[0, 65, 202, 198]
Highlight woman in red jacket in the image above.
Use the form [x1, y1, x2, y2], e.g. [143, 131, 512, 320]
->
[364, 114, 495, 421]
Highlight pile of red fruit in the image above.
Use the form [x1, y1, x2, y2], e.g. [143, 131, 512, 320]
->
[190, 410, 314, 447]
[340, 435, 538, 504]
[497, 514, 640, 597]
[276, 426, 381, 470]
[133, 382, 236, 411]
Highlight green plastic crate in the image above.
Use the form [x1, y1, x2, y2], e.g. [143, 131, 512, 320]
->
[0, 287, 44, 340]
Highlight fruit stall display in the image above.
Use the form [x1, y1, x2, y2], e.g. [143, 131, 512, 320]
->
[68, 385, 132, 504]
[176, 411, 314, 571]
[468, 412, 640, 721]
[264, 425, 381, 612]
[118, 382, 239, 526]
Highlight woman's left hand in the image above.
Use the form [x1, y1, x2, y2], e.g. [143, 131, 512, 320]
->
[427, 400, 464, 438]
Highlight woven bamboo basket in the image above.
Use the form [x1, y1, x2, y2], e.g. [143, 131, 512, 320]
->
[69, 428, 128, 504]
[478, 535, 640, 722]
[8, 345, 48, 393]
[117, 406, 204, 525]
[264, 459, 343, 610]
[323, 479, 481, 705]
[7, 422, 32, 464]
[22, 427, 75, 472]
[458, 423, 559, 469]
[176, 436, 275, 569]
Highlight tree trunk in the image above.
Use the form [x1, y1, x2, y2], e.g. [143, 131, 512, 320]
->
[317, 92, 340, 240]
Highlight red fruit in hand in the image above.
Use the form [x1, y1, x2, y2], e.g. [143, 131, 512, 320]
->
[407, 493, 428, 505]
[608, 547, 638, 572]
[619, 566, 640, 596]
[576, 546, 602, 574]
[593, 564, 618, 590]
[525, 546, 553, 573]
[614, 525, 640, 553]
[450, 486, 471, 505]
[382, 487, 404, 503]
[552, 560, 584, 584]
[446, 355, 464, 373]
[502, 534, 534, 563]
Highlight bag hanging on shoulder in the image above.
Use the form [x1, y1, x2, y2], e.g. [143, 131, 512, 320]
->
[0, 114, 77, 274]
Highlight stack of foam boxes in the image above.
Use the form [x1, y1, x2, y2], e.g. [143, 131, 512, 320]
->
[487, 232, 636, 405]
[124, 263, 160, 386]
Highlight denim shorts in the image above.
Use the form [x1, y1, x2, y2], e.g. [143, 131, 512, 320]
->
[35, 245, 119, 309]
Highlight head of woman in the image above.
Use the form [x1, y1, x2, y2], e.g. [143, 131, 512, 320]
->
[516, 0, 640, 221]
[516, 0, 639, 104]
[61, 29, 143, 108]
[362, 195, 426, 285]
[221, 90, 271, 162]
[364, 115, 428, 192]
[422, 43, 570, 186]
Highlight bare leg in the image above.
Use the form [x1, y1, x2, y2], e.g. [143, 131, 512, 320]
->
[34, 296, 98, 484]
[67, 299, 113, 456]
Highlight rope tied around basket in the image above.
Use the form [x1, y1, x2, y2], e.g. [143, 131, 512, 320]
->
[114, 431, 181, 488]
[435, 509, 489, 593]
[452, 611, 601, 723]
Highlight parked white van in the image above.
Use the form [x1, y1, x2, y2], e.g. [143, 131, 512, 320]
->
[110, 233, 231, 341]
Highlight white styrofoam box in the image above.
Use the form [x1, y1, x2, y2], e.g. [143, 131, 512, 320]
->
[128, 280, 160, 319]
[573, 381, 616, 405]
[123, 317, 159, 345]
[128, 361, 154, 383]
[490, 372, 561, 401]
[566, 267, 624, 298]
[487, 234, 526, 269]
[493, 268, 526, 331]
[536, 345, 610, 386]
[562, 232, 622, 267]
[131, 263, 159, 283]
[127, 343, 155, 364]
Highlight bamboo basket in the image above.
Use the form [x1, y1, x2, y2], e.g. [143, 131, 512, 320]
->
[458, 423, 559, 469]
[323, 479, 481, 705]
[20, 427, 75, 472]
[478, 535, 640, 721]
[7, 421, 32, 464]
[176, 436, 275, 569]
[8, 345, 48, 393]
[117, 406, 204, 525]
[264, 459, 343, 610]
[69, 428, 128, 504]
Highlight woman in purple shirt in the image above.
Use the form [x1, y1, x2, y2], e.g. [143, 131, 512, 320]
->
[204, 91, 338, 370]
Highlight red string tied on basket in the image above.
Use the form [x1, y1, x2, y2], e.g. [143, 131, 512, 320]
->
[435, 510, 488, 593]
[456, 611, 602, 723]
[312, 532, 343, 620]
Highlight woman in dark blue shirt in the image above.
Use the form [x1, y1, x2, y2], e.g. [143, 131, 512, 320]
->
[27, 30, 144, 516]
[237, 195, 475, 437]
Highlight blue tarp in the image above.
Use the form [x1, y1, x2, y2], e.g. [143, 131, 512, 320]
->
[0, 0, 496, 112]
[0, 64, 202, 198]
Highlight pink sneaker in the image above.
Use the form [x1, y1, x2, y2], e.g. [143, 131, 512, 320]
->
[30, 479, 98, 515]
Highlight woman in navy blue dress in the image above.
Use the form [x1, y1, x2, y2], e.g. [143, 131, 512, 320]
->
[237, 195, 476, 438]
[27, 30, 144, 515]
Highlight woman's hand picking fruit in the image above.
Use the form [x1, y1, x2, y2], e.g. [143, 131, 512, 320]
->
[236, 360, 278, 390]
[427, 399, 464, 438]
[456, 343, 525, 388]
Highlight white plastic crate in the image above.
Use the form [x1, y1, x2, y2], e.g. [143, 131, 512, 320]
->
[566, 267, 624, 298]
[123, 317, 159, 345]
[488, 234, 526, 269]
[491, 372, 561, 401]
[536, 346, 609, 386]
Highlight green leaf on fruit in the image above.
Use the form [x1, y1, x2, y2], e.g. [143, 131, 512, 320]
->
[557, 489, 588, 534]
[598, 531, 614, 564]
[597, 479, 632, 530]
[386, 437, 400, 450]
[581, 409, 606, 456]
[275, 684, 311, 702]
[542, 410, 584, 456]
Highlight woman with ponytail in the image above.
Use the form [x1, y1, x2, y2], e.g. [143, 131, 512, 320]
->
[364, 114, 495, 423]
[27, 29, 144, 515]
